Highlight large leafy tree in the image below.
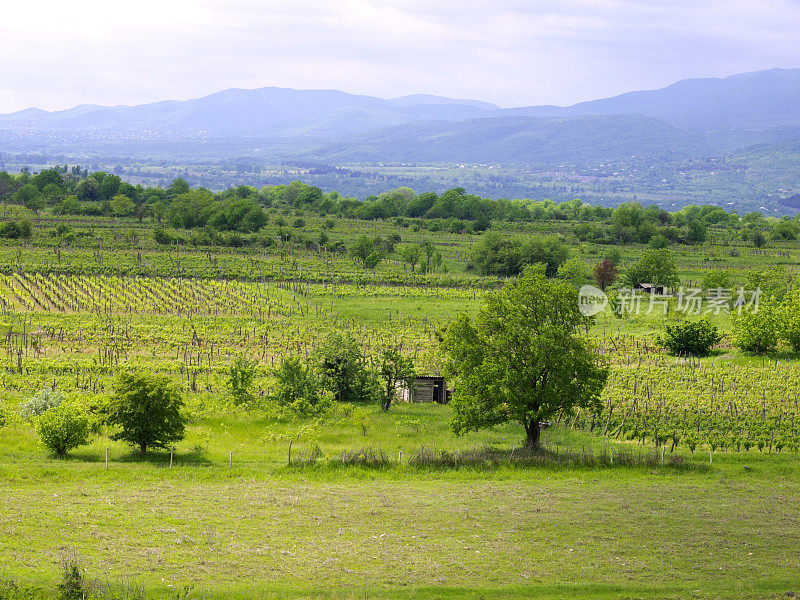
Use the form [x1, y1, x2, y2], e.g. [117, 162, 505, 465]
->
[442, 265, 609, 449]
[108, 372, 186, 453]
[623, 248, 679, 288]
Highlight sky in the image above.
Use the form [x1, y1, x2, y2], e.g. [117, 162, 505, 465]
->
[1, 0, 800, 113]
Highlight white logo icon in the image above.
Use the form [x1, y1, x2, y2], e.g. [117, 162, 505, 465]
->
[578, 285, 608, 316]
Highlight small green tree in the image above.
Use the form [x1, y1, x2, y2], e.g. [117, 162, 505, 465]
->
[556, 257, 589, 289]
[658, 319, 722, 356]
[702, 270, 732, 291]
[779, 289, 800, 352]
[107, 372, 186, 453]
[227, 356, 258, 405]
[36, 403, 91, 456]
[272, 356, 329, 415]
[315, 332, 378, 403]
[442, 265, 609, 449]
[110, 194, 136, 218]
[732, 303, 780, 353]
[377, 345, 415, 411]
[397, 244, 421, 273]
[350, 235, 383, 269]
[686, 220, 707, 245]
[648, 233, 670, 249]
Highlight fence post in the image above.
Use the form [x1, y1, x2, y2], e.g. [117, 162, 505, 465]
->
[229, 451, 233, 468]
[398, 451, 402, 464]
[610, 451, 613, 465]
[709, 451, 713, 465]
[661, 447, 664, 466]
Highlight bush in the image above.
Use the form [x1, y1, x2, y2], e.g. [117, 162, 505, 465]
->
[58, 553, 87, 600]
[658, 319, 722, 356]
[153, 228, 172, 245]
[36, 403, 91, 456]
[702, 270, 732, 291]
[20, 387, 65, 421]
[732, 303, 780, 353]
[471, 233, 568, 277]
[228, 356, 258, 405]
[779, 289, 800, 352]
[315, 332, 379, 404]
[272, 356, 331, 415]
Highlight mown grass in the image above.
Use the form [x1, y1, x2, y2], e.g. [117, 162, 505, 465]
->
[2, 404, 799, 599]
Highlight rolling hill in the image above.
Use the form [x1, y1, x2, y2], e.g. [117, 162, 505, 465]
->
[0, 68, 799, 175]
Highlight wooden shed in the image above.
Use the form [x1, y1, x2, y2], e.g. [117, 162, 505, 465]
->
[397, 376, 448, 404]
[633, 282, 665, 295]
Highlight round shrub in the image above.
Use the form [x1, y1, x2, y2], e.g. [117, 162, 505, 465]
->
[19, 387, 65, 421]
[36, 404, 91, 456]
[658, 319, 722, 356]
[733, 303, 780, 353]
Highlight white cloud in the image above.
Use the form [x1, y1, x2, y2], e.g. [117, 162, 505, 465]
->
[0, 0, 798, 112]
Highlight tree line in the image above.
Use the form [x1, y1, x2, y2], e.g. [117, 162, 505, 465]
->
[1, 167, 799, 249]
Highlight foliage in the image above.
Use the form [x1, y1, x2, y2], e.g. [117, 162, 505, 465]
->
[686, 220, 708, 244]
[778, 289, 800, 351]
[471, 233, 568, 277]
[110, 194, 136, 217]
[658, 319, 722, 356]
[593, 258, 618, 291]
[315, 332, 379, 403]
[0, 220, 33, 239]
[107, 372, 187, 453]
[377, 344, 415, 411]
[58, 553, 89, 600]
[350, 235, 384, 269]
[623, 248, 679, 287]
[556, 257, 589, 288]
[442, 265, 609, 449]
[35, 403, 91, 456]
[648, 233, 670, 249]
[227, 356, 259, 405]
[272, 356, 331, 415]
[732, 302, 780, 353]
[20, 387, 65, 421]
[397, 244, 421, 273]
[702, 270, 732, 291]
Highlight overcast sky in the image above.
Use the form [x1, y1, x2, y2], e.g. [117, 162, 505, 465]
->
[1, 0, 799, 113]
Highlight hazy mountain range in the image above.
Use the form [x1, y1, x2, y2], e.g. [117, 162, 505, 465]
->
[1, 68, 800, 167]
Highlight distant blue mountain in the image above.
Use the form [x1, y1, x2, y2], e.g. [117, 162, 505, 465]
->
[1, 68, 800, 163]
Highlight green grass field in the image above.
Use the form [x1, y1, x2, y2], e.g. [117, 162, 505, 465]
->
[2, 402, 800, 600]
